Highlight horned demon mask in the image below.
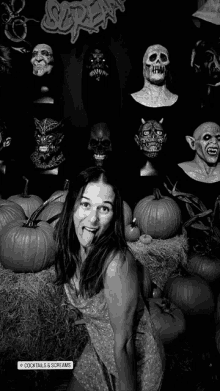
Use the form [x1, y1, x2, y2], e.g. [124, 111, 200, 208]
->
[143, 44, 170, 85]
[31, 43, 54, 77]
[134, 118, 167, 158]
[191, 39, 220, 86]
[86, 48, 109, 81]
[186, 122, 220, 165]
[88, 122, 112, 166]
[30, 118, 65, 169]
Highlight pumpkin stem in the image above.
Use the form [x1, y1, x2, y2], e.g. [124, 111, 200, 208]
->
[153, 188, 162, 200]
[25, 195, 61, 226]
[22, 176, 29, 198]
[63, 179, 70, 191]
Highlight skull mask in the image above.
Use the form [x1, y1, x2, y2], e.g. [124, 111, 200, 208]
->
[86, 48, 109, 81]
[31, 44, 54, 77]
[191, 39, 220, 86]
[134, 118, 167, 158]
[143, 44, 170, 85]
[88, 123, 112, 166]
[186, 122, 220, 165]
[30, 118, 65, 169]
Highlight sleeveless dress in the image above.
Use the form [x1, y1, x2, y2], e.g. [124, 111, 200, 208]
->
[64, 280, 164, 391]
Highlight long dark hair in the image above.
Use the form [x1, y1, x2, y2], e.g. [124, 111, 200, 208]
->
[54, 166, 128, 297]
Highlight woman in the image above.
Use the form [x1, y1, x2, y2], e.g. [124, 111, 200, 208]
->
[54, 166, 164, 391]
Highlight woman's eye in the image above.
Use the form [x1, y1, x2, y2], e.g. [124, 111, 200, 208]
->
[80, 202, 90, 209]
[99, 206, 110, 214]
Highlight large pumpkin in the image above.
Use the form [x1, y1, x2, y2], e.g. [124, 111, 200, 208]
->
[149, 298, 186, 344]
[187, 252, 220, 283]
[164, 275, 215, 316]
[0, 200, 56, 272]
[0, 202, 26, 232]
[133, 188, 182, 239]
[38, 201, 63, 228]
[8, 177, 43, 218]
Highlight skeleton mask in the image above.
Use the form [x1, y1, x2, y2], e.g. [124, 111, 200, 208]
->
[31, 43, 54, 77]
[86, 48, 109, 81]
[88, 123, 112, 166]
[134, 118, 167, 158]
[143, 44, 170, 85]
[186, 122, 220, 165]
[30, 118, 65, 169]
[191, 39, 220, 86]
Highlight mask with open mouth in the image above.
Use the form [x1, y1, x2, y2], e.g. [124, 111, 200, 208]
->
[187, 122, 220, 165]
[135, 118, 167, 158]
[143, 44, 170, 85]
[86, 48, 109, 82]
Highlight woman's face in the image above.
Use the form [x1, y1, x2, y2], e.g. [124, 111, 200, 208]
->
[73, 180, 115, 249]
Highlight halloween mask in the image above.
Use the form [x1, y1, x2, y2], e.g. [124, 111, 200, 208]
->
[0, 119, 11, 153]
[143, 44, 169, 85]
[88, 123, 112, 165]
[31, 43, 54, 77]
[186, 122, 220, 165]
[86, 48, 109, 81]
[191, 39, 220, 86]
[30, 118, 65, 169]
[135, 118, 166, 158]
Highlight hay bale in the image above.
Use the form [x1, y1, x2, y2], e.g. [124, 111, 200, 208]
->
[128, 234, 188, 289]
[0, 263, 89, 390]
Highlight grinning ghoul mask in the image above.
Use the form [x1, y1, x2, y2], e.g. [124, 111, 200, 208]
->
[31, 43, 54, 77]
[86, 47, 109, 81]
[143, 44, 170, 85]
[134, 118, 167, 158]
[30, 118, 65, 169]
[191, 39, 220, 86]
[88, 122, 112, 166]
[186, 122, 220, 165]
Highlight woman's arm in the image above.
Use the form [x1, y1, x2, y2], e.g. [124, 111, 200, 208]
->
[104, 250, 139, 391]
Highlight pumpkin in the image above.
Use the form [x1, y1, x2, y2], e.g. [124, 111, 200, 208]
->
[0, 202, 26, 232]
[139, 234, 153, 244]
[38, 201, 63, 228]
[187, 252, 220, 283]
[47, 179, 70, 203]
[125, 218, 140, 242]
[8, 176, 43, 218]
[133, 188, 182, 239]
[149, 298, 186, 344]
[0, 200, 56, 273]
[164, 275, 215, 316]
[123, 200, 132, 227]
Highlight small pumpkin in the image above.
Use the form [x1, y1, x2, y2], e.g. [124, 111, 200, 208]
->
[47, 179, 70, 203]
[38, 201, 63, 228]
[149, 298, 186, 344]
[139, 234, 153, 244]
[0, 199, 57, 273]
[123, 200, 132, 227]
[8, 176, 43, 218]
[125, 218, 140, 242]
[187, 252, 220, 283]
[164, 274, 215, 316]
[133, 188, 182, 239]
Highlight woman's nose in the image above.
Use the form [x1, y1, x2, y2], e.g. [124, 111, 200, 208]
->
[89, 209, 99, 224]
